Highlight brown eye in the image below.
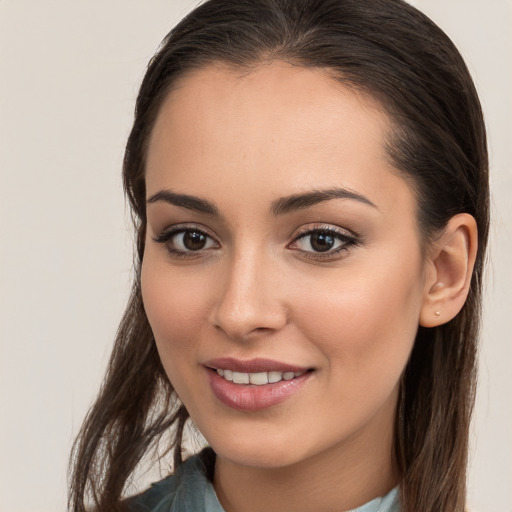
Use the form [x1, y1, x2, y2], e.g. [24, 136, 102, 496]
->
[182, 231, 208, 251]
[289, 226, 358, 259]
[154, 226, 219, 256]
[309, 232, 335, 252]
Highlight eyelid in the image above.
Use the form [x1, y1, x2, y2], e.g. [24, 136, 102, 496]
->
[292, 223, 358, 241]
[152, 223, 218, 242]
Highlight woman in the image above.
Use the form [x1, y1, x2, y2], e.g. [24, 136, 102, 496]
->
[69, 0, 489, 511]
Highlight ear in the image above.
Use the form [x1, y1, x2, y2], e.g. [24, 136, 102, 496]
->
[419, 213, 478, 328]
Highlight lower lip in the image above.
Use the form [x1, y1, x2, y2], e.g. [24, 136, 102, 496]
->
[206, 368, 312, 411]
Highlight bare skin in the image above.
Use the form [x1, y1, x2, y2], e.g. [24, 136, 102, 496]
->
[141, 61, 477, 512]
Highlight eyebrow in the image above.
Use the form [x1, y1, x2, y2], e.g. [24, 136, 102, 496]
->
[146, 187, 377, 216]
[270, 187, 377, 215]
[146, 190, 219, 215]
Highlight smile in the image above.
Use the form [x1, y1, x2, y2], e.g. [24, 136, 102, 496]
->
[215, 368, 306, 385]
[204, 358, 313, 411]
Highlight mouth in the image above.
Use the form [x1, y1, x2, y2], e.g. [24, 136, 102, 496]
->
[203, 358, 314, 411]
[211, 368, 308, 385]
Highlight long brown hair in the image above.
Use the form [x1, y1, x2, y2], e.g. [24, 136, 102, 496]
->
[69, 1, 489, 510]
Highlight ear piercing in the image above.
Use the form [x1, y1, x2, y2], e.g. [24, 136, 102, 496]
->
[434, 311, 441, 318]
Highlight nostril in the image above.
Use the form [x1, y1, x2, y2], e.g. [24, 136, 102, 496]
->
[253, 327, 271, 333]
[212, 320, 282, 342]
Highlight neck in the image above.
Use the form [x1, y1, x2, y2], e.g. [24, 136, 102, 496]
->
[213, 412, 400, 512]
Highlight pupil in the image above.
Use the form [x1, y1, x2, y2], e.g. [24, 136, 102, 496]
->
[183, 231, 207, 250]
[311, 232, 334, 252]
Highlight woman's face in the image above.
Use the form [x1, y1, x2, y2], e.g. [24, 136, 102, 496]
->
[141, 61, 428, 470]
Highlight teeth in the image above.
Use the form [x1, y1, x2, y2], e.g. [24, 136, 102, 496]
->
[268, 371, 282, 383]
[249, 372, 268, 385]
[215, 369, 305, 385]
[232, 372, 250, 384]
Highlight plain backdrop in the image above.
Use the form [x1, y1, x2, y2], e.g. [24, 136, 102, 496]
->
[0, 1, 510, 511]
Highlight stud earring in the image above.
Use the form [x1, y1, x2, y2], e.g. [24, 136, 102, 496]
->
[434, 311, 441, 318]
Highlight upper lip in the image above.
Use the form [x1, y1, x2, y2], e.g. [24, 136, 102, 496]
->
[203, 357, 311, 373]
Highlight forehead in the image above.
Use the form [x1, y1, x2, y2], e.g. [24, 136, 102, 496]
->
[149, 61, 389, 160]
[146, 61, 414, 218]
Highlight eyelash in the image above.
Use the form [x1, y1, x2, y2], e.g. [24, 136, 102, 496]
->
[289, 225, 360, 260]
[153, 224, 218, 259]
[153, 224, 360, 261]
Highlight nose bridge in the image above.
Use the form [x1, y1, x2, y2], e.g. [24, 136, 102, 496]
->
[211, 242, 287, 340]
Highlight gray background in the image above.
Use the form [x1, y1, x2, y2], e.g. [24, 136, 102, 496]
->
[0, 1, 510, 511]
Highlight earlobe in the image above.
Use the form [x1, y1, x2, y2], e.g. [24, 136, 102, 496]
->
[419, 214, 478, 328]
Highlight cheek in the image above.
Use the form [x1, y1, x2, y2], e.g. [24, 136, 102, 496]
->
[140, 253, 218, 409]
[293, 256, 424, 389]
[140, 253, 210, 362]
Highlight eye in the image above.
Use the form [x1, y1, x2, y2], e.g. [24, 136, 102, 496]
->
[289, 226, 359, 259]
[173, 230, 217, 251]
[153, 225, 219, 257]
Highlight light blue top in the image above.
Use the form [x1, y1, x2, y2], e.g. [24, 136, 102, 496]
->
[127, 450, 400, 512]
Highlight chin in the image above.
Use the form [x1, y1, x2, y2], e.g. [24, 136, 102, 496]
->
[199, 425, 306, 469]
[212, 443, 306, 469]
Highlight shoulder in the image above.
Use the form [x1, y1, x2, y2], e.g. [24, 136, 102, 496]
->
[124, 475, 178, 512]
[124, 448, 221, 512]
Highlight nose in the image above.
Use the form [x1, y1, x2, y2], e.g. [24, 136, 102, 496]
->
[210, 250, 288, 341]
